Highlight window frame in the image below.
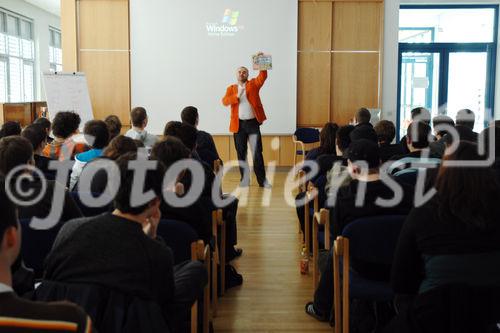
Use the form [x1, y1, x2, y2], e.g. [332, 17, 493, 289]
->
[49, 26, 62, 72]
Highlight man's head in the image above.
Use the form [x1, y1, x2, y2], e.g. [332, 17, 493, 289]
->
[355, 107, 371, 125]
[374, 120, 396, 145]
[104, 115, 122, 141]
[410, 107, 431, 125]
[181, 106, 199, 128]
[406, 121, 431, 151]
[164, 121, 197, 152]
[0, 182, 21, 272]
[0, 121, 22, 138]
[432, 115, 455, 139]
[52, 112, 81, 139]
[21, 124, 48, 153]
[83, 120, 109, 149]
[347, 139, 381, 178]
[0, 136, 33, 176]
[114, 152, 164, 216]
[456, 109, 475, 130]
[130, 107, 148, 129]
[103, 135, 139, 160]
[151, 136, 191, 170]
[336, 125, 355, 156]
[33, 117, 51, 136]
[237, 66, 249, 84]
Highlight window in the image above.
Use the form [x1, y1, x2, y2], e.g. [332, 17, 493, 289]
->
[397, 5, 498, 137]
[49, 27, 62, 72]
[0, 9, 35, 103]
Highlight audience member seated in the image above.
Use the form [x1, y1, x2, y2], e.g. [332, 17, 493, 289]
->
[44, 152, 207, 331]
[305, 139, 414, 321]
[0, 183, 94, 333]
[104, 115, 122, 142]
[0, 121, 21, 138]
[400, 107, 432, 154]
[304, 122, 338, 163]
[350, 108, 377, 142]
[22, 123, 55, 180]
[429, 115, 455, 158]
[34, 117, 54, 143]
[388, 121, 441, 176]
[43, 112, 89, 160]
[479, 124, 500, 182]
[447, 108, 479, 144]
[0, 136, 82, 223]
[181, 106, 221, 169]
[374, 120, 403, 163]
[70, 120, 110, 190]
[75, 135, 140, 194]
[125, 107, 159, 148]
[390, 141, 500, 314]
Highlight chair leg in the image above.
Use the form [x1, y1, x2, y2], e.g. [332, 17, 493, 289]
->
[220, 220, 226, 296]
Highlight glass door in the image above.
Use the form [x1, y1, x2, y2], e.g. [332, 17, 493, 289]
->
[399, 52, 440, 138]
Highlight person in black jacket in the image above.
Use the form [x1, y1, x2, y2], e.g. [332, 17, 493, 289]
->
[374, 120, 403, 162]
[306, 139, 414, 322]
[22, 123, 56, 180]
[44, 152, 207, 331]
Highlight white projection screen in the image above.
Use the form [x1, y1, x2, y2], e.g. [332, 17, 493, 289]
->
[130, 0, 297, 135]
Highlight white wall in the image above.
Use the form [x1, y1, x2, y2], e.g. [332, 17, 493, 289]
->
[0, 0, 60, 100]
[382, 0, 500, 124]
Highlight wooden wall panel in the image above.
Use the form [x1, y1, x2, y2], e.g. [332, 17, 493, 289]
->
[331, 53, 380, 125]
[298, 1, 332, 51]
[213, 135, 230, 163]
[279, 136, 296, 166]
[79, 51, 130, 121]
[61, 0, 78, 71]
[262, 136, 281, 166]
[297, 52, 331, 127]
[78, 0, 129, 50]
[332, 2, 382, 51]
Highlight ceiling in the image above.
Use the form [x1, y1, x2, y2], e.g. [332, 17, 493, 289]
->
[23, 0, 60, 16]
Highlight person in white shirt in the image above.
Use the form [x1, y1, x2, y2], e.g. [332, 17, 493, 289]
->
[125, 107, 159, 148]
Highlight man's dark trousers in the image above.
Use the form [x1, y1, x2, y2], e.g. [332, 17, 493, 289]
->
[233, 118, 267, 185]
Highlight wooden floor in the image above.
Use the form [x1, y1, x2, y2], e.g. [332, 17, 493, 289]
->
[213, 170, 332, 332]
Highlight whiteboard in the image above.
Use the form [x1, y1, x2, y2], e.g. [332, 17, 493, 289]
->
[42, 72, 94, 129]
[130, 0, 297, 135]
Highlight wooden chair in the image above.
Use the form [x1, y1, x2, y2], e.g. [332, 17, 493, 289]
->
[332, 215, 407, 333]
[211, 209, 226, 317]
[303, 182, 319, 258]
[292, 127, 320, 167]
[312, 208, 330, 290]
[190, 240, 211, 333]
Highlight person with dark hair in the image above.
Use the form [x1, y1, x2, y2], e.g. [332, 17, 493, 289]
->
[125, 107, 158, 147]
[400, 107, 433, 154]
[42, 111, 89, 160]
[181, 106, 221, 169]
[305, 139, 414, 321]
[222, 57, 271, 188]
[304, 122, 338, 162]
[429, 115, 455, 158]
[0, 136, 82, 254]
[456, 108, 475, 129]
[355, 107, 371, 125]
[391, 141, 500, 308]
[0, 121, 21, 138]
[388, 121, 441, 176]
[0, 182, 93, 332]
[104, 115, 122, 142]
[45, 152, 207, 331]
[69, 120, 110, 190]
[374, 120, 404, 162]
[335, 125, 355, 158]
[21, 124, 55, 179]
[33, 117, 53, 143]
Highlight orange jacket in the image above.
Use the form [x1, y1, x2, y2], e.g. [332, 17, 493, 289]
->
[222, 70, 268, 133]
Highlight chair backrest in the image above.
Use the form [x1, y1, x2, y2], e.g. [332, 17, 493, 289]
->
[157, 219, 199, 265]
[32, 281, 170, 333]
[294, 128, 320, 144]
[70, 192, 114, 217]
[341, 215, 406, 265]
[19, 218, 62, 278]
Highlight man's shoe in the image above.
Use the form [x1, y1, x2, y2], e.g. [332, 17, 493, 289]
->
[259, 181, 272, 189]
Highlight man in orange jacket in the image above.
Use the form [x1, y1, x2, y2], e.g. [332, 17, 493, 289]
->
[222, 57, 271, 188]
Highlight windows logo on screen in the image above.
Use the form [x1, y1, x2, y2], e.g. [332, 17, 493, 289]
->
[206, 9, 243, 37]
[222, 9, 239, 26]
